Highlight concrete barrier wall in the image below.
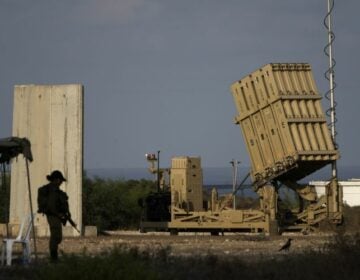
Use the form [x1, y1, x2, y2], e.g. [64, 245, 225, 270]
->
[10, 84, 83, 236]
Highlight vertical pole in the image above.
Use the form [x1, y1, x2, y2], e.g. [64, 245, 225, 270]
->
[234, 161, 238, 210]
[157, 150, 160, 193]
[25, 159, 37, 262]
[230, 160, 235, 209]
[230, 160, 240, 210]
[327, 0, 337, 179]
[324, 1, 342, 223]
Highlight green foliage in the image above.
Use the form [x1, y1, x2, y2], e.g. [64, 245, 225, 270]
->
[278, 186, 299, 210]
[1, 170, 155, 231]
[236, 196, 260, 209]
[342, 205, 360, 232]
[82, 176, 156, 231]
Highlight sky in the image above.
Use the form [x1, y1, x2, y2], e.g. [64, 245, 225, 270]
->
[0, 0, 359, 170]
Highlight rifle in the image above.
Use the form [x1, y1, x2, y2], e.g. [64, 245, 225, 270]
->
[61, 213, 81, 234]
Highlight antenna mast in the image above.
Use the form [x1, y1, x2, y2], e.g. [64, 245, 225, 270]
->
[324, 0, 337, 178]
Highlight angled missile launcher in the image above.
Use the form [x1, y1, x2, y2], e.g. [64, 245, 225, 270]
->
[140, 62, 342, 235]
[231, 63, 339, 187]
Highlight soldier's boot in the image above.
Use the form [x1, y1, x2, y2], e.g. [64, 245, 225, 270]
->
[50, 250, 58, 262]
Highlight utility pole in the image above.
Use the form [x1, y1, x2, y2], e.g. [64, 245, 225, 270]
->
[157, 150, 160, 192]
[230, 159, 240, 210]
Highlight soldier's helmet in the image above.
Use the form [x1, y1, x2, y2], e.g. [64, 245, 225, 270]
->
[46, 170, 67, 182]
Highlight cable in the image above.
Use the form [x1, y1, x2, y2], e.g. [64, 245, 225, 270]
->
[231, 172, 251, 196]
[323, 0, 338, 150]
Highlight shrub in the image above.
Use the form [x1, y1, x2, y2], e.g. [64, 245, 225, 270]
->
[82, 176, 156, 231]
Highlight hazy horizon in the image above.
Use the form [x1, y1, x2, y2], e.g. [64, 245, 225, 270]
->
[86, 165, 360, 185]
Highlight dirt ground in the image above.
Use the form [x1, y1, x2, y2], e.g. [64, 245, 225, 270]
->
[31, 231, 334, 262]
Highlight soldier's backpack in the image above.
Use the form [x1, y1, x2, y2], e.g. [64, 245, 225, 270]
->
[37, 184, 69, 215]
[37, 185, 50, 214]
[58, 191, 69, 215]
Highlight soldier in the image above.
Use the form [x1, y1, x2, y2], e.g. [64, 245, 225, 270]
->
[37, 170, 69, 262]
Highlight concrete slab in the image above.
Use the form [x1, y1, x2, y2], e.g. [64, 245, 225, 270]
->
[84, 226, 98, 237]
[10, 84, 84, 237]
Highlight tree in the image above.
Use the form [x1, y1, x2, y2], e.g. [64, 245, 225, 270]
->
[82, 176, 156, 232]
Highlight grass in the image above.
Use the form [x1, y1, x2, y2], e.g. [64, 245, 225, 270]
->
[1, 233, 360, 280]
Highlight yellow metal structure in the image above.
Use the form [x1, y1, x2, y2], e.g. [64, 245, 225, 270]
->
[140, 63, 343, 235]
[170, 157, 203, 212]
[141, 156, 272, 234]
[230, 63, 342, 230]
[230, 63, 338, 187]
